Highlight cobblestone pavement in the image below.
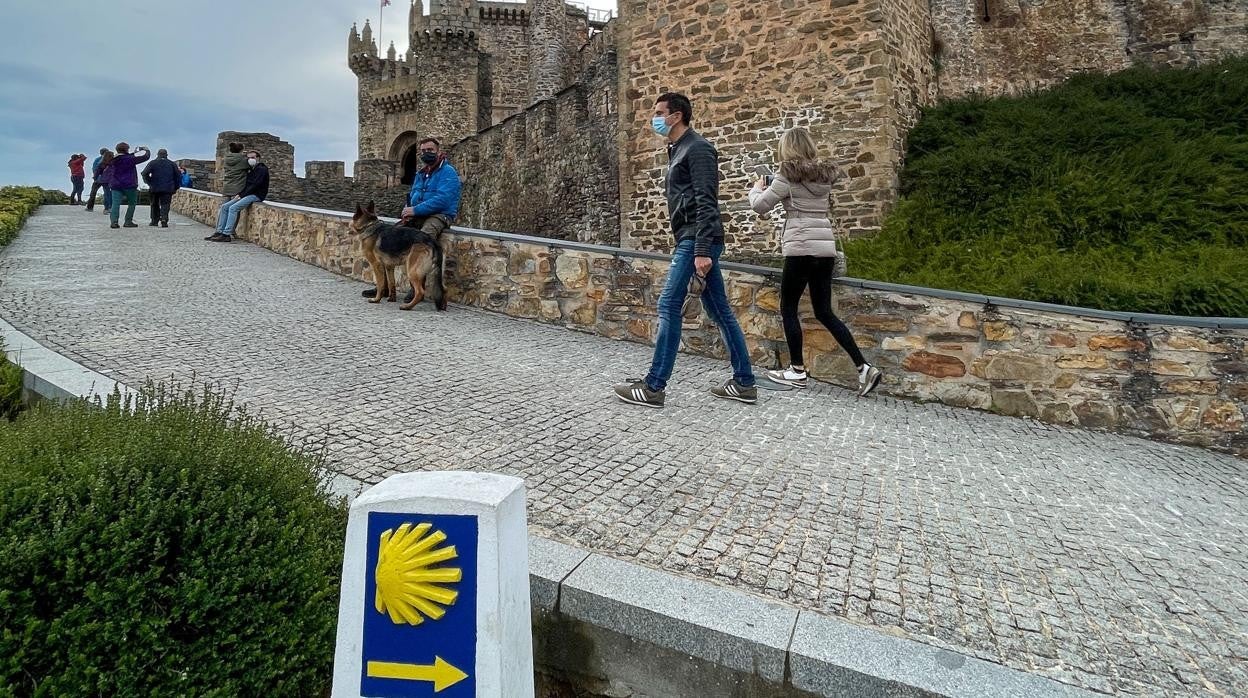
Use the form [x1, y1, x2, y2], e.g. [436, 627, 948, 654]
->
[3, 207, 1247, 695]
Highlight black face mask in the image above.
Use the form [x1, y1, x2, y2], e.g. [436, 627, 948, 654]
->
[419, 152, 438, 165]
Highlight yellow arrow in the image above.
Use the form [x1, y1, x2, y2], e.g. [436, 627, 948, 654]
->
[366, 656, 469, 692]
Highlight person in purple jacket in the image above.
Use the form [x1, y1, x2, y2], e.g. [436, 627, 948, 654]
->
[108, 142, 150, 229]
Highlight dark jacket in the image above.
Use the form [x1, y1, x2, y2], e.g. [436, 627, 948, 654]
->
[665, 129, 724, 257]
[142, 156, 182, 193]
[109, 150, 150, 190]
[238, 163, 269, 201]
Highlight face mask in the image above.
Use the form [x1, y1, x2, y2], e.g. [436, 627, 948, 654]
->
[420, 151, 438, 165]
[652, 115, 673, 137]
[247, 158, 258, 167]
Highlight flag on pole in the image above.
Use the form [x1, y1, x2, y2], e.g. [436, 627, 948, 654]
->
[380, 0, 391, 51]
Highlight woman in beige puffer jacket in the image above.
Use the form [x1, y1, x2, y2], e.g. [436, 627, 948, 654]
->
[748, 127, 882, 396]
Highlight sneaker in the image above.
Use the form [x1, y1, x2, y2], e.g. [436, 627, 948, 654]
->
[110, 223, 120, 229]
[209, 234, 233, 243]
[148, 222, 158, 227]
[858, 364, 882, 398]
[123, 222, 138, 228]
[613, 380, 665, 408]
[361, 287, 379, 298]
[205, 232, 225, 241]
[765, 366, 808, 388]
[160, 221, 168, 228]
[710, 379, 758, 404]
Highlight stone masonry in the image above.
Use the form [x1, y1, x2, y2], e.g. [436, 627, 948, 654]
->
[930, 0, 1248, 99]
[12, 204, 1248, 696]
[172, 188, 1248, 457]
[206, 131, 407, 217]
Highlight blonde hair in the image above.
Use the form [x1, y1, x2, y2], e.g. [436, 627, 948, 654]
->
[777, 127, 818, 164]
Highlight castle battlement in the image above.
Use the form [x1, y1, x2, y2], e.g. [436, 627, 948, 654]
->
[479, 3, 527, 25]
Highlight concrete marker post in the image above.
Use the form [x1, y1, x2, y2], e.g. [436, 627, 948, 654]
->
[331, 471, 533, 697]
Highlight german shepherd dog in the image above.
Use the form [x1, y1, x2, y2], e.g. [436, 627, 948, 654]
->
[349, 201, 447, 311]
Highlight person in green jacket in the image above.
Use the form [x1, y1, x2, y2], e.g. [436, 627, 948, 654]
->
[214, 142, 251, 235]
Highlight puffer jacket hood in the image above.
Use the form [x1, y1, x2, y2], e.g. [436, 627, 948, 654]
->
[779, 159, 842, 185]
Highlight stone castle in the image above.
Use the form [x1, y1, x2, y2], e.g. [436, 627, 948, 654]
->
[204, 1, 1244, 253]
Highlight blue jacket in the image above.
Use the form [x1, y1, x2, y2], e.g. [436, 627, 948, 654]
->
[91, 155, 104, 181]
[408, 160, 461, 219]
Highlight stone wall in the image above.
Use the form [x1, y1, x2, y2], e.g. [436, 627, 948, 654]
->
[172, 187, 1248, 456]
[208, 132, 407, 217]
[447, 32, 619, 245]
[479, 3, 532, 121]
[616, 0, 937, 255]
[930, 0, 1248, 99]
[174, 159, 215, 190]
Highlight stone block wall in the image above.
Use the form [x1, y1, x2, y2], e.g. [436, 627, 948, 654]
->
[174, 159, 215, 190]
[172, 187, 1248, 456]
[616, 0, 937, 255]
[930, 0, 1248, 99]
[479, 3, 532, 121]
[447, 34, 619, 245]
[206, 132, 407, 217]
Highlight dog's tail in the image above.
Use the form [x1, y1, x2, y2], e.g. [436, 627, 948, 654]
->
[429, 237, 447, 311]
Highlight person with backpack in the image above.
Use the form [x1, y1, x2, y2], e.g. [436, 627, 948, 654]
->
[748, 126, 882, 397]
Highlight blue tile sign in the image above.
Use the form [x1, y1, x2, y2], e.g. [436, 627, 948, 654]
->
[360, 512, 478, 697]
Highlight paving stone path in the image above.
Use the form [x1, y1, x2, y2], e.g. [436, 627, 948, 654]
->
[3, 207, 1246, 696]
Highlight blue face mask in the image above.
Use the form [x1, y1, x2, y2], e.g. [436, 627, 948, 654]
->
[652, 115, 672, 137]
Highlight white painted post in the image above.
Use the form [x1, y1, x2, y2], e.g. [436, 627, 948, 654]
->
[331, 472, 534, 698]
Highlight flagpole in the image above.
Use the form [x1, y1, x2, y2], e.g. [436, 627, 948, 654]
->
[379, 0, 385, 51]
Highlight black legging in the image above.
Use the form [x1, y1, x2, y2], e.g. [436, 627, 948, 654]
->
[781, 255, 865, 368]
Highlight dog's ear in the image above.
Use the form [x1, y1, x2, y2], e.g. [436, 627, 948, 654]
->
[366, 200, 376, 213]
[354, 202, 363, 215]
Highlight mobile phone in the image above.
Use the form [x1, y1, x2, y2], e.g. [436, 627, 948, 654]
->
[754, 164, 773, 186]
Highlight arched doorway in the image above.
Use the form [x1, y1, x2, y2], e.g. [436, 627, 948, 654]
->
[388, 131, 424, 187]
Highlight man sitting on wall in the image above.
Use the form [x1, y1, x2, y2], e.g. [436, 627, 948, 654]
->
[206, 151, 269, 243]
[361, 136, 462, 302]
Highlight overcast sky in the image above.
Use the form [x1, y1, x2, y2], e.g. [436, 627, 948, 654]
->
[1, 0, 617, 192]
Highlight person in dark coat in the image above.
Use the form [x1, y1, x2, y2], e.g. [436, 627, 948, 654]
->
[86, 148, 111, 212]
[141, 149, 181, 227]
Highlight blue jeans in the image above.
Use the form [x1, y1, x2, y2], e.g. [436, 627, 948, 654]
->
[644, 238, 755, 392]
[216, 195, 259, 234]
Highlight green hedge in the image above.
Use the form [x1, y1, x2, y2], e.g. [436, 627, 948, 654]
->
[0, 187, 45, 247]
[0, 385, 347, 697]
[0, 340, 20, 421]
[842, 57, 1248, 317]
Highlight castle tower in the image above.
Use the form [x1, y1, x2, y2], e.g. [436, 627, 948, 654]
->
[427, 0, 480, 35]
[527, 0, 567, 102]
[408, 0, 425, 41]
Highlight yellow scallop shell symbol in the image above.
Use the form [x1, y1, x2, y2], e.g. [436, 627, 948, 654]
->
[374, 522, 462, 625]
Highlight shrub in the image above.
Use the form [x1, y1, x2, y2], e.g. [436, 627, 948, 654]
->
[38, 190, 69, 206]
[0, 340, 21, 421]
[0, 384, 348, 697]
[0, 186, 44, 247]
[843, 57, 1248, 317]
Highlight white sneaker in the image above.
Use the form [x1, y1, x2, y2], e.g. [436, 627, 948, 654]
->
[858, 364, 882, 397]
[766, 366, 808, 388]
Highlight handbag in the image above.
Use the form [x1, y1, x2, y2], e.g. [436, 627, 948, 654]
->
[833, 248, 848, 277]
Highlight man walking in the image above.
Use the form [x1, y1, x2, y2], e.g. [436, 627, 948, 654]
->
[142, 149, 181, 227]
[207, 151, 268, 243]
[613, 92, 758, 407]
[108, 142, 150, 229]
